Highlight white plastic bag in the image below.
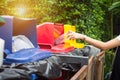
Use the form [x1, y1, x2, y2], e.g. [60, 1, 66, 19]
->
[12, 35, 35, 52]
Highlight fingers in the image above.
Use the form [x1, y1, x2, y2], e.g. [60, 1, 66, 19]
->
[66, 30, 73, 34]
[66, 31, 75, 40]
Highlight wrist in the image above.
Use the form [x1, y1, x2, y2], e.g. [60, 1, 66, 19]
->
[82, 35, 87, 41]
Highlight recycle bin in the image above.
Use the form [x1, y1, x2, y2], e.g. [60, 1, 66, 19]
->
[70, 51, 105, 80]
[49, 45, 102, 80]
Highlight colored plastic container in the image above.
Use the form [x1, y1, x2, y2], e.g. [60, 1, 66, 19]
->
[0, 16, 13, 53]
[50, 44, 74, 53]
[13, 17, 38, 48]
[64, 25, 76, 44]
[37, 23, 74, 53]
[37, 22, 55, 47]
[64, 24, 85, 48]
[0, 16, 38, 53]
[54, 23, 64, 39]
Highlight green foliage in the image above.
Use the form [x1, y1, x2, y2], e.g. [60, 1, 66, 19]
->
[109, 1, 120, 15]
[52, 0, 105, 40]
[0, 0, 107, 41]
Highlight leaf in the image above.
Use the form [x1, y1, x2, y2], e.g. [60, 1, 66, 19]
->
[109, 1, 120, 11]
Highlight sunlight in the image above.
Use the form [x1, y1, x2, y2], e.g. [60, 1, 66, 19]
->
[6, 1, 35, 18]
[14, 6, 27, 17]
[17, 7, 26, 15]
[13, 5, 33, 18]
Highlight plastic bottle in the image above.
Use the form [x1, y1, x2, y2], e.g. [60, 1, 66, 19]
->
[0, 38, 5, 67]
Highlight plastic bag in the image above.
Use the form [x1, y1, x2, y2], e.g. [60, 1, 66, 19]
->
[12, 35, 35, 52]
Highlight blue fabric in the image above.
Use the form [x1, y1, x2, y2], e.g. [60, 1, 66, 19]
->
[4, 48, 51, 64]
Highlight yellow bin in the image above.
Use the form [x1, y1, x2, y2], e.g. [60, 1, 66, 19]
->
[64, 24, 84, 48]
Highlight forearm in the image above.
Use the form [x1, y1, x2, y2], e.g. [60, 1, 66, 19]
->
[83, 36, 107, 50]
[66, 31, 120, 50]
[83, 35, 120, 50]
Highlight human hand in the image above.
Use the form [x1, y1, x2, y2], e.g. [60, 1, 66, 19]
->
[66, 30, 85, 40]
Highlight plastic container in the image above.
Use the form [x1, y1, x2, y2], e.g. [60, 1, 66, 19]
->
[53, 23, 64, 39]
[0, 38, 5, 67]
[64, 25, 84, 48]
[37, 22, 55, 47]
[64, 25, 76, 44]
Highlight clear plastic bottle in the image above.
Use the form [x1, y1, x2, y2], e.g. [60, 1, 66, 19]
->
[0, 38, 5, 67]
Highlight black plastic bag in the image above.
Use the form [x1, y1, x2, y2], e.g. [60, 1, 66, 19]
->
[0, 68, 30, 80]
